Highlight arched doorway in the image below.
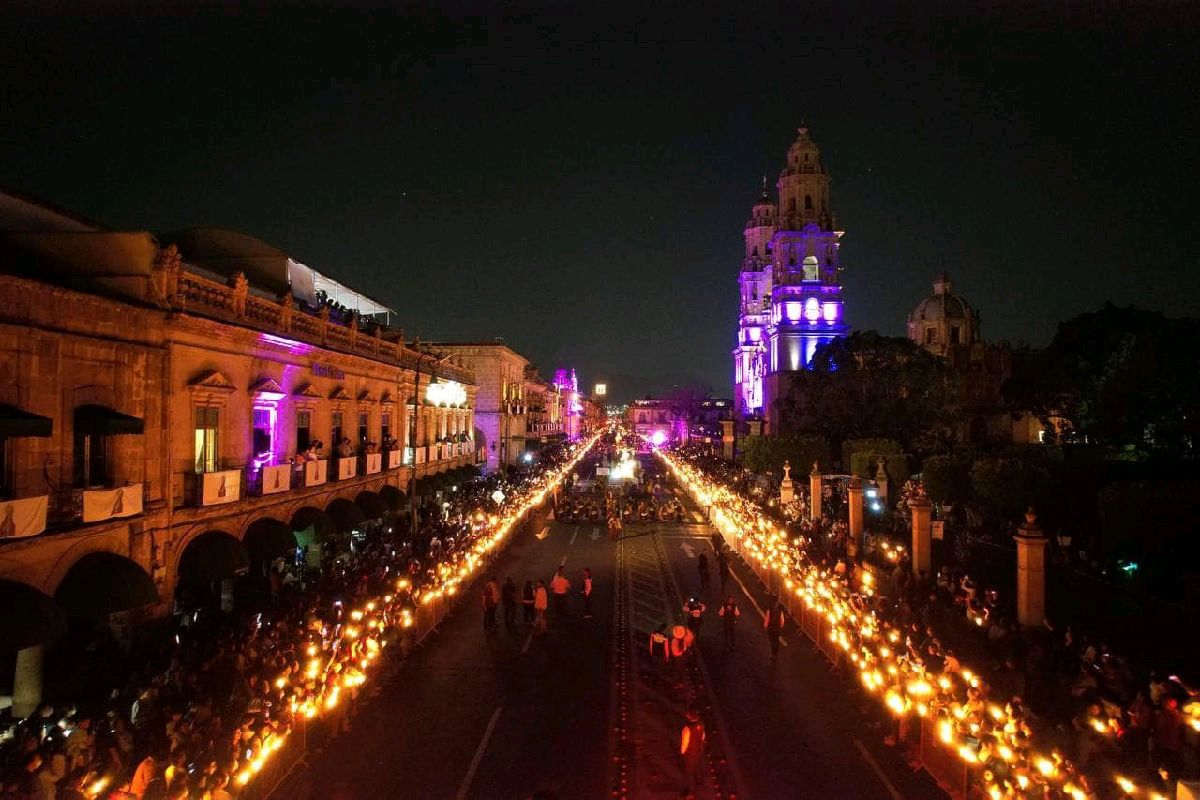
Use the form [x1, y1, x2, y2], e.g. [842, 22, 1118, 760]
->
[176, 531, 250, 614]
[291, 506, 337, 569]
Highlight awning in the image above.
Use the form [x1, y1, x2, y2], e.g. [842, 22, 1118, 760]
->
[0, 404, 53, 437]
[290, 507, 337, 541]
[0, 580, 67, 650]
[177, 532, 250, 585]
[327, 498, 366, 532]
[355, 491, 389, 521]
[74, 404, 144, 436]
[378, 484, 408, 512]
[54, 552, 158, 618]
[243, 518, 298, 562]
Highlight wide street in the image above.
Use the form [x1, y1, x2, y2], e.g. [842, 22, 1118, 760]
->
[283, 455, 945, 799]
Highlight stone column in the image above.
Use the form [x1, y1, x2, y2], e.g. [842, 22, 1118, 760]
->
[780, 460, 795, 505]
[720, 419, 735, 461]
[746, 419, 762, 439]
[12, 644, 44, 718]
[809, 463, 823, 522]
[910, 492, 933, 576]
[847, 477, 864, 560]
[1014, 508, 1048, 628]
[874, 459, 889, 508]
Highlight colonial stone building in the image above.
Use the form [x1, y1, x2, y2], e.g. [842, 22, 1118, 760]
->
[734, 126, 850, 432]
[421, 342, 529, 473]
[0, 193, 476, 714]
[907, 273, 1041, 445]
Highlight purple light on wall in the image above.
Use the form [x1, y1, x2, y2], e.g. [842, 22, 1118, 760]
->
[260, 333, 312, 354]
[804, 298, 820, 322]
[822, 302, 839, 323]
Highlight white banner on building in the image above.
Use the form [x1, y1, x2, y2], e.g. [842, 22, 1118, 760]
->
[387, 449, 403, 469]
[337, 457, 357, 480]
[305, 460, 328, 487]
[83, 484, 144, 523]
[202, 470, 241, 506]
[261, 464, 291, 494]
[365, 453, 382, 474]
[0, 495, 48, 539]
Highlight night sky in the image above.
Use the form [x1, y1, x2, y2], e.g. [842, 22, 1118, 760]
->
[4, 2, 1198, 402]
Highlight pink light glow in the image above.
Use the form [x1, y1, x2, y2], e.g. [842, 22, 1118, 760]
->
[650, 430, 668, 446]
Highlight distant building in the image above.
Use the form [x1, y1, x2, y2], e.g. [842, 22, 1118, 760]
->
[734, 126, 850, 432]
[625, 397, 731, 448]
[907, 273, 1041, 445]
[422, 342, 529, 473]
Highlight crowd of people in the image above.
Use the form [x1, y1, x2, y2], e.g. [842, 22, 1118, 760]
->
[0, 442, 586, 799]
[670, 445, 1200, 798]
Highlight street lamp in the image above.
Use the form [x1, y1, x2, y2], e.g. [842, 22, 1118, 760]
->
[410, 351, 452, 540]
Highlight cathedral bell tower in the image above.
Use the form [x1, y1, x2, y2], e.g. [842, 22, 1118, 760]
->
[734, 125, 849, 432]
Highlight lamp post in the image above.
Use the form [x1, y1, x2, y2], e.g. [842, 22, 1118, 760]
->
[410, 351, 451, 541]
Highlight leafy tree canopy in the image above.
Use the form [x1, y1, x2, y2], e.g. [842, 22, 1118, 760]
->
[776, 331, 960, 457]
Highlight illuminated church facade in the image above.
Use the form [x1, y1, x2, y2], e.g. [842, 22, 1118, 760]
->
[733, 126, 849, 432]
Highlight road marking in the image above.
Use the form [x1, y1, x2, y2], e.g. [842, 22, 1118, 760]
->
[569, 529, 578, 545]
[536, 526, 550, 540]
[853, 738, 905, 800]
[729, 565, 787, 646]
[680, 542, 696, 558]
[692, 511, 704, 523]
[456, 706, 503, 800]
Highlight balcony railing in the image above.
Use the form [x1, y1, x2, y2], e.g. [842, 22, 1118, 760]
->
[168, 267, 474, 384]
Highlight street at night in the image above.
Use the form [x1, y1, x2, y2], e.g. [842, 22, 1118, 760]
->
[279, 455, 943, 799]
[3, 4, 1200, 800]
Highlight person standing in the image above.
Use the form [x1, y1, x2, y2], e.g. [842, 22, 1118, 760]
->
[716, 548, 730, 593]
[679, 707, 706, 797]
[522, 579, 536, 626]
[683, 597, 706, 634]
[581, 568, 594, 619]
[550, 566, 571, 618]
[533, 579, 549, 635]
[697, 551, 710, 594]
[649, 624, 671, 665]
[764, 601, 786, 659]
[501, 577, 518, 627]
[482, 577, 500, 632]
[718, 596, 740, 650]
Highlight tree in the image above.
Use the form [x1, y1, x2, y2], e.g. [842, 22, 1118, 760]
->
[663, 381, 714, 445]
[1004, 305, 1200, 456]
[842, 438, 909, 485]
[776, 331, 960, 457]
[742, 434, 832, 476]
[920, 455, 971, 504]
[969, 454, 1055, 528]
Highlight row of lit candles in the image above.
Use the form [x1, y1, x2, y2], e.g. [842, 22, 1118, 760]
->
[88, 433, 603, 798]
[660, 451, 1197, 800]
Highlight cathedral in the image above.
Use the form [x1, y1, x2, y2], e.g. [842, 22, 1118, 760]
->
[733, 126, 849, 432]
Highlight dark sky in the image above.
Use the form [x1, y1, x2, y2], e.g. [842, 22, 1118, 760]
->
[4, 2, 1198, 403]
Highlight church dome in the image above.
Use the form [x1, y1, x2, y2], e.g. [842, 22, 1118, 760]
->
[910, 272, 974, 321]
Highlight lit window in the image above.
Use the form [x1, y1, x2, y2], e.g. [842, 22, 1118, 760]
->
[785, 302, 803, 322]
[804, 298, 821, 322]
[822, 302, 838, 323]
[194, 407, 219, 474]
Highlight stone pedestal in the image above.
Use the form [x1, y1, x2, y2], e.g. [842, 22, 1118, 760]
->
[747, 419, 762, 439]
[1014, 509, 1048, 628]
[12, 644, 43, 718]
[847, 477, 864, 559]
[910, 493, 932, 575]
[780, 460, 795, 505]
[720, 419, 735, 461]
[874, 459, 889, 508]
[809, 463, 823, 521]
